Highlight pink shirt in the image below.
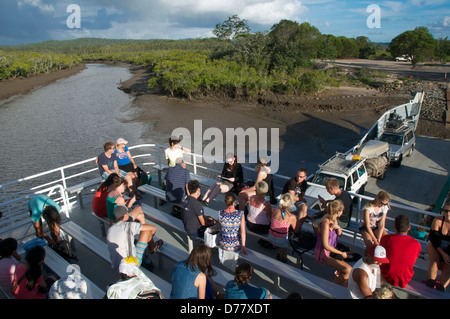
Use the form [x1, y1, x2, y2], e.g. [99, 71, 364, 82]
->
[12, 264, 46, 299]
[0, 257, 20, 298]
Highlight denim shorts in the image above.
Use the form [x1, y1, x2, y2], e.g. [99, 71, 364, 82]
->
[102, 169, 128, 180]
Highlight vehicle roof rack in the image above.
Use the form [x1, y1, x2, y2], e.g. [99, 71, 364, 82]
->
[318, 152, 365, 175]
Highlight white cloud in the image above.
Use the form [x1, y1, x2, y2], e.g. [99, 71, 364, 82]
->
[18, 0, 54, 13]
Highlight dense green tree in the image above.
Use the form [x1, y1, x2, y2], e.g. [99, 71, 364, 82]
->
[212, 15, 251, 40]
[436, 37, 450, 64]
[389, 27, 438, 65]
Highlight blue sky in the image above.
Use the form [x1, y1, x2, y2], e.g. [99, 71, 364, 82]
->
[0, 0, 449, 45]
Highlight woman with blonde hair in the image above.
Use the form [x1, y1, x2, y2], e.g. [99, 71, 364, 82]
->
[238, 157, 273, 211]
[359, 190, 390, 252]
[246, 181, 272, 235]
[314, 200, 352, 287]
[268, 193, 302, 263]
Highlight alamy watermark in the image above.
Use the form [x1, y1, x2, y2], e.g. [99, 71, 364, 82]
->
[170, 120, 280, 174]
[366, 4, 381, 29]
[66, 4, 81, 29]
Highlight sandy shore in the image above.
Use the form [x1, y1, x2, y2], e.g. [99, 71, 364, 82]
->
[1, 61, 446, 172]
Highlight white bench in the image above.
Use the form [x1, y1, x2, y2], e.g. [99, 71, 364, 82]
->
[60, 220, 172, 298]
[65, 177, 103, 209]
[91, 212, 110, 237]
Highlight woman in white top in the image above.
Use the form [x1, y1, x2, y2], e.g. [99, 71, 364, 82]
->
[165, 135, 191, 167]
[359, 190, 390, 252]
[246, 181, 272, 235]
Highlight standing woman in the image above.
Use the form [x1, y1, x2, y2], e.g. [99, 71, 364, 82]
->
[201, 153, 244, 205]
[218, 193, 247, 270]
[314, 200, 352, 287]
[425, 200, 450, 291]
[359, 190, 390, 252]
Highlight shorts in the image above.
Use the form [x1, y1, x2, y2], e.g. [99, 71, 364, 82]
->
[359, 225, 379, 233]
[268, 233, 290, 248]
[102, 169, 128, 180]
[246, 221, 270, 234]
[119, 163, 136, 173]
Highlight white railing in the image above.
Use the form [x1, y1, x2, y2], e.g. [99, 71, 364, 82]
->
[0, 143, 441, 246]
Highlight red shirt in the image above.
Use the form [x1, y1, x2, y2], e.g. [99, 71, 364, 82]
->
[380, 234, 421, 288]
[92, 188, 108, 217]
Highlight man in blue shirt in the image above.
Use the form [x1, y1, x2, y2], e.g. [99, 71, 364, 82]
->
[165, 157, 190, 204]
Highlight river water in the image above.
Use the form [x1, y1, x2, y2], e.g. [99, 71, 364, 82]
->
[0, 63, 145, 184]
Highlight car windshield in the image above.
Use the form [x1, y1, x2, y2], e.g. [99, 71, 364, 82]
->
[380, 133, 403, 145]
[312, 173, 345, 189]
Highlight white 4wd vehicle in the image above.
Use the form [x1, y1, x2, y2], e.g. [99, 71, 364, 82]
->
[305, 152, 368, 202]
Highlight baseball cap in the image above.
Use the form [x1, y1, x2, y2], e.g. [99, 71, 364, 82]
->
[170, 135, 183, 142]
[116, 138, 128, 145]
[114, 205, 129, 220]
[368, 244, 389, 264]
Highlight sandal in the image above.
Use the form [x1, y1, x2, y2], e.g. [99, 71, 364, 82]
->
[148, 239, 164, 254]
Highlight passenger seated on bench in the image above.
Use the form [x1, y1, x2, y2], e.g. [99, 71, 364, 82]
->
[238, 156, 274, 211]
[201, 153, 244, 206]
[0, 238, 21, 298]
[359, 191, 390, 253]
[107, 256, 163, 299]
[28, 194, 61, 246]
[165, 157, 190, 204]
[170, 243, 220, 299]
[268, 193, 303, 263]
[314, 200, 352, 287]
[380, 214, 421, 288]
[348, 244, 390, 299]
[224, 262, 272, 299]
[114, 138, 139, 184]
[425, 200, 450, 292]
[106, 176, 145, 225]
[311, 178, 353, 236]
[281, 168, 309, 230]
[165, 135, 191, 167]
[96, 142, 140, 198]
[12, 245, 56, 299]
[106, 206, 163, 271]
[181, 180, 216, 238]
[92, 173, 119, 218]
[246, 181, 272, 235]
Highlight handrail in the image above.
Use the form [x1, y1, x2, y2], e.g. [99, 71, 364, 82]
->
[0, 143, 439, 246]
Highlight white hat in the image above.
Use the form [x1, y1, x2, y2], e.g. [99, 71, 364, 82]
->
[116, 138, 128, 145]
[368, 244, 389, 264]
[119, 256, 139, 276]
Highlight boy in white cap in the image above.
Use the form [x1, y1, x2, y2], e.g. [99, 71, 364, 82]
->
[348, 244, 390, 299]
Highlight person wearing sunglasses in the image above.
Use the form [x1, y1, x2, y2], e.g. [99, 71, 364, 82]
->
[425, 200, 450, 291]
[359, 190, 390, 253]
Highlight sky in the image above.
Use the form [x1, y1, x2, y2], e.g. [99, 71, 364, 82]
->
[0, 0, 449, 45]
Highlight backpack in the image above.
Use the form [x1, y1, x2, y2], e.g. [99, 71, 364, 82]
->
[136, 167, 152, 186]
[51, 240, 78, 262]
